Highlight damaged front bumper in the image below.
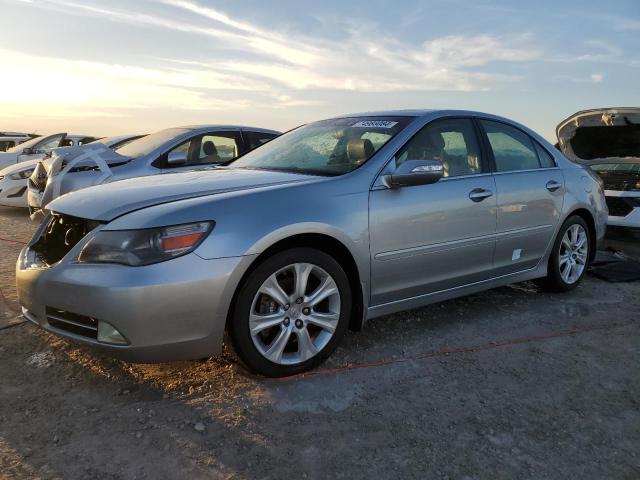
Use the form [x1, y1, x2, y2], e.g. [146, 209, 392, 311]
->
[16, 217, 250, 362]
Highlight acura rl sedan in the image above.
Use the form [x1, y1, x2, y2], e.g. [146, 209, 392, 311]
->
[16, 110, 607, 376]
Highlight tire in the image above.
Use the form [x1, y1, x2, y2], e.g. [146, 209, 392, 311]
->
[229, 248, 352, 377]
[535, 215, 590, 292]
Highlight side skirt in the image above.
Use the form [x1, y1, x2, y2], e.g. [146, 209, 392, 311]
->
[365, 265, 546, 320]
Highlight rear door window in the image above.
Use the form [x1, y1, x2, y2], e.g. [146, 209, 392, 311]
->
[480, 120, 541, 172]
[243, 131, 278, 151]
[533, 142, 556, 168]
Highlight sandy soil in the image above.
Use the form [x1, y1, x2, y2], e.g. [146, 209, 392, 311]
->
[1, 207, 639, 479]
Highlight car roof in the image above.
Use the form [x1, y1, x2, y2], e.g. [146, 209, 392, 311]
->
[330, 109, 522, 122]
[178, 125, 281, 135]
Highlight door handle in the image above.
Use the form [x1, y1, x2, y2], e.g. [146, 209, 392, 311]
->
[469, 188, 493, 202]
[546, 180, 562, 192]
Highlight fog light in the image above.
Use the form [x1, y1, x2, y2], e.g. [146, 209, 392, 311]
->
[97, 321, 128, 345]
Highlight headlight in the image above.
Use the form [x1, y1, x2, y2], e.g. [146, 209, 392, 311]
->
[9, 169, 34, 180]
[77, 222, 214, 266]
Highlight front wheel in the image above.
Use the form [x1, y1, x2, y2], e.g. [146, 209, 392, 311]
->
[229, 248, 352, 377]
[536, 215, 590, 292]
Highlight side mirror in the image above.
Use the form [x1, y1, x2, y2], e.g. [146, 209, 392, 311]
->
[382, 160, 444, 188]
[22, 147, 34, 155]
[167, 150, 188, 166]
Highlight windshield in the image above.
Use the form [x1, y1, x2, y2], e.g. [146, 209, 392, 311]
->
[230, 116, 413, 176]
[115, 128, 189, 158]
[5, 135, 44, 153]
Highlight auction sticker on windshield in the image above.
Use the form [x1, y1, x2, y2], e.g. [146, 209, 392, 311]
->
[352, 120, 398, 128]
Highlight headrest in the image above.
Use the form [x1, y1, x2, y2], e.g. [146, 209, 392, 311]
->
[203, 141, 217, 156]
[347, 138, 375, 163]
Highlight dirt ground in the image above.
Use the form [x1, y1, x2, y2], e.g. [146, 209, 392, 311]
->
[1, 206, 639, 479]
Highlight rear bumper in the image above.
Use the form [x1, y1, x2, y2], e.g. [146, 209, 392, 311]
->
[17, 249, 255, 363]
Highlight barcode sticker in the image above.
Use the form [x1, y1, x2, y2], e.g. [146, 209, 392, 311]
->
[352, 120, 398, 128]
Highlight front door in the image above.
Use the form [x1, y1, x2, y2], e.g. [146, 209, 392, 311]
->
[369, 118, 497, 306]
[478, 119, 564, 275]
[160, 131, 244, 173]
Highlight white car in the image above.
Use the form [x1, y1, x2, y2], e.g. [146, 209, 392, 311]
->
[0, 135, 142, 208]
[0, 133, 99, 170]
[557, 108, 640, 234]
[0, 132, 36, 152]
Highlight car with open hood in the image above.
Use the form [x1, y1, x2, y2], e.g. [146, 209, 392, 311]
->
[0, 135, 144, 209]
[27, 125, 280, 218]
[557, 107, 640, 233]
[16, 110, 607, 376]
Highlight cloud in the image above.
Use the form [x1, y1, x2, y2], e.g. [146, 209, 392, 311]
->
[0, 48, 259, 121]
[0, 0, 544, 128]
[10, 0, 538, 93]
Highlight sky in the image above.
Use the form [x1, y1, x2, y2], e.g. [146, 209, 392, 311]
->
[0, 0, 638, 141]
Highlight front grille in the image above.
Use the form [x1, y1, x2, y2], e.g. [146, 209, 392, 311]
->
[606, 197, 636, 217]
[599, 172, 640, 192]
[30, 214, 101, 266]
[45, 307, 98, 339]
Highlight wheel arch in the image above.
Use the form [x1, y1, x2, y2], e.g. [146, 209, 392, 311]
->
[226, 232, 366, 332]
[566, 208, 597, 262]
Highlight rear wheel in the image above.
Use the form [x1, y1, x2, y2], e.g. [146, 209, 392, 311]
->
[229, 248, 351, 377]
[536, 215, 590, 292]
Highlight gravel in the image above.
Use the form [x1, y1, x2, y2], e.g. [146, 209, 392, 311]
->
[1, 207, 639, 479]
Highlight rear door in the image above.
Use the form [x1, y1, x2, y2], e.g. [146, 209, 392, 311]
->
[478, 119, 564, 275]
[369, 118, 497, 306]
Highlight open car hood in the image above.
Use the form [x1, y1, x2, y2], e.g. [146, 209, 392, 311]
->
[556, 107, 640, 164]
[47, 167, 318, 221]
[42, 144, 130, 176]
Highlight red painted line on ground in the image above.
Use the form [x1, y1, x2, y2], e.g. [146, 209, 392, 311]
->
[0, 236, 28, 245]
[269, 322, 631, 382]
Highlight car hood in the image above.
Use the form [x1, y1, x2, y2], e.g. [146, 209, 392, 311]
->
[556, 107, 640, 164]
[0, 152, 19, 170]
[43, 145, 129, 176]
[48, 167, 319, 221]
[0, 158, 39, 176]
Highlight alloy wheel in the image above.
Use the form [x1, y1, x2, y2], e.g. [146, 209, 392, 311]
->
[559, 224, 588, 285]
[249, 263, 341, 365]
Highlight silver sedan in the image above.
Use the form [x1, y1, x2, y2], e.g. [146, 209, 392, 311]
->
[16, 110, 607, 376]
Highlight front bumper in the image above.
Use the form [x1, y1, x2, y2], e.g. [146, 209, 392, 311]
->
[17, 248, 254, 362]
[604, 190, 640, 229]
[0, 177, 28, 208]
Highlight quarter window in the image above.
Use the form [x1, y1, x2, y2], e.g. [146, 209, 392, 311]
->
[396, 118, 482, 177]
[480, 120, 540, 172]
